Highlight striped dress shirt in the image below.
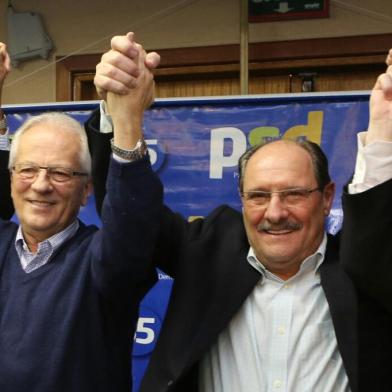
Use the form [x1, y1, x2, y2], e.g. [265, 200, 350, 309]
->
[15, 220, 79, 273]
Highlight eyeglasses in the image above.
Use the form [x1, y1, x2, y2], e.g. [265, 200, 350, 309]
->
[241, 187, 321, 207]
[12, 163, 88, 183]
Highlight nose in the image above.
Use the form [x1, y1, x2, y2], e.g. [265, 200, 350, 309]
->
[30, 169, 53, 193]
[263, 194, 289, 223]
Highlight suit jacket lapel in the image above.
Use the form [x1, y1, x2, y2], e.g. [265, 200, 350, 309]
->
[186, 227, 261, 370]
[320, 234, 358, 392]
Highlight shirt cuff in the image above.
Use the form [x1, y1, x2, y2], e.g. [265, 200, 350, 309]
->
[349, 131, 392, 194]
[112, 153, 130, 163]
[0, 132, 10, 151]
[99, 100, 114, 134]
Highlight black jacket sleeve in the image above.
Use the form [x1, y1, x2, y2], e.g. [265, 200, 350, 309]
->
[0, 149, 14, 220]
[83, 108, 245, 279]
[341, 179, 392, 313]
[85, 108, 112, 216]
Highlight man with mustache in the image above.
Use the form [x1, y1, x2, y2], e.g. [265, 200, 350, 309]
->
[86, 34, 392, 391]
[85, 33, 357, 392]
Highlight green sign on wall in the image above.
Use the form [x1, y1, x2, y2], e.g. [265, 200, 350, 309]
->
[249, 0, 329, 22]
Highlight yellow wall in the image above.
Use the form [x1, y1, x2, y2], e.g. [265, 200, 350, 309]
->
[0, 0, 391, 104]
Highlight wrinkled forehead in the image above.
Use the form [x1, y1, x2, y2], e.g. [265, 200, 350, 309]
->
[244, 141, 316, 185]
[17, 125, 81, 161]
[22, 121, 78, 138]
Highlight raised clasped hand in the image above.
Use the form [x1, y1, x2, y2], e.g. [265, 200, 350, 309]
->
[366, 49, 392, 144]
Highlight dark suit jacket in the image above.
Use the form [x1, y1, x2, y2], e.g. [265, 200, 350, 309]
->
[342, 180, 392, 391]
[85, 110, 359, 392]
[342, 180, 392, 312]
[0, 149, 13, 220]
[140, 205, 359, 392]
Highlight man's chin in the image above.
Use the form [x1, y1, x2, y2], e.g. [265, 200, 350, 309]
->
[257, 246, 300, 265]
[21, 221, 58, 238]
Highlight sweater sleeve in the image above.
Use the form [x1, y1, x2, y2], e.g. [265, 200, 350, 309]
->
[90, 155, 163, 302]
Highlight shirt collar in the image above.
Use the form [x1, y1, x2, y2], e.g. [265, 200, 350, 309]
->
[247, 232, 327, 280]
[15, 220, 80, 255]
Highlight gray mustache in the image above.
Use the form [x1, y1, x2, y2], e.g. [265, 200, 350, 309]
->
[257, 221, 303, 232]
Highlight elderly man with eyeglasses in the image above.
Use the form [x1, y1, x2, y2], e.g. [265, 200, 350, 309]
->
[0, 41, 163, 392]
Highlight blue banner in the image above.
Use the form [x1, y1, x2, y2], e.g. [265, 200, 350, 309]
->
[4, 92, 370, 390]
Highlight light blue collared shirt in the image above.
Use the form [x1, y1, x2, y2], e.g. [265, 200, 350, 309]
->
[0, 132, 10, 151]
[15, 220, 79, 273]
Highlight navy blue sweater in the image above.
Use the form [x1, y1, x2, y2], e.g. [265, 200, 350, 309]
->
[0, 157, 162, 392]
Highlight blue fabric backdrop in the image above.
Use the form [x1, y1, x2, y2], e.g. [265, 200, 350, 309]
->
[4, 91, 370, 390]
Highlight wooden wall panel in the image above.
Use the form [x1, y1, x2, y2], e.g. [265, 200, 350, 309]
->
[56, 34, 392, 101]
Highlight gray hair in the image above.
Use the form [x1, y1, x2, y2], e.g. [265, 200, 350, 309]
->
[8, 112, 91, 176]
[238, 139, 331, 193]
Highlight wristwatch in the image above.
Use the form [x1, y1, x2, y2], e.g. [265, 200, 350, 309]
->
[110, 138, 147, 161]
[0, 112, 7, 133]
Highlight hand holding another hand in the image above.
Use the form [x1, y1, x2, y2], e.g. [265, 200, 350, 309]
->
[97, 33, 160, 150]
[94, 32, 160, 102]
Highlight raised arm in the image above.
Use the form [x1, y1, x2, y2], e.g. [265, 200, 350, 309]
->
[365, 54, 392, 145]
[0, 42, 14, 220]
[105, 34, 156, 150]
[341, 51, 392, 312]
[0, 42, 11, 113]
[85, 33, 160, 215]
[92, 34, 163, 300]
[86, 34, 210, 279]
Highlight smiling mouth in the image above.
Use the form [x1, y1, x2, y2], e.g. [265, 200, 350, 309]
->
[257, 222, 303, 234]
[263, 229, 293, 235]
[28, 200, 55, 207]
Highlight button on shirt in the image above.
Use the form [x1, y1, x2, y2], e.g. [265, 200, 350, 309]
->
[15, 220, 79, 273]
[199, 234, 350, 392]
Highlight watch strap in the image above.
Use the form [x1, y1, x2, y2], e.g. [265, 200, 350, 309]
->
[110, 138, 147, 161]
[0, 113, 8, 131]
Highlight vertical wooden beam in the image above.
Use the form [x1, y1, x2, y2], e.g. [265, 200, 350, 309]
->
[240, 0, 249, 94]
